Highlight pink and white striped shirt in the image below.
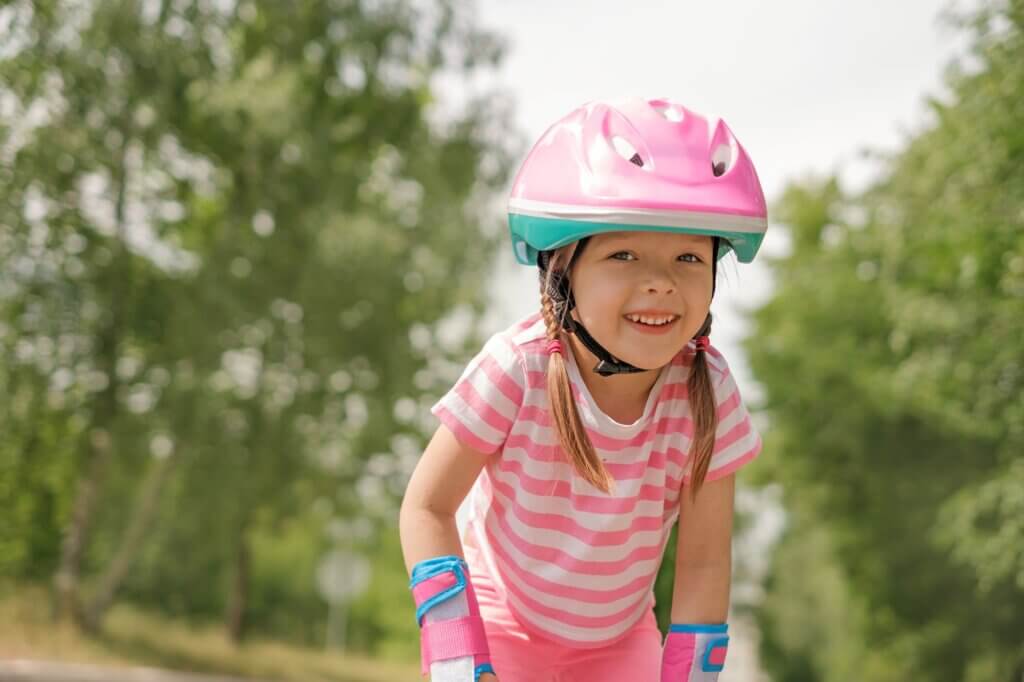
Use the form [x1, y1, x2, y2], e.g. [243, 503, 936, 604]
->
[431, 312, 762, 648]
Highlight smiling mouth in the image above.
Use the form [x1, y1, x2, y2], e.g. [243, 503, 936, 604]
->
[623, 313, 679, 327]
[622, 314, 681, 336]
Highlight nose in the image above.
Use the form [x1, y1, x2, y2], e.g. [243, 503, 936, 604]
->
[642, 264, 675, 295]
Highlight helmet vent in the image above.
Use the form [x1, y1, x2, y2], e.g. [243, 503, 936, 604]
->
[650, 101, 684, 122]
[612, 135, 644, 167]
[515, 240, 530, 263]
[711, 143, 733, 177]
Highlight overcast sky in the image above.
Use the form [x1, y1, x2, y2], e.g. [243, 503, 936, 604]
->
[461, 0, 973, 404]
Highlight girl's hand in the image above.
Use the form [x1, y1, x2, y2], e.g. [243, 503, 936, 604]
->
[479, 674, 499, 682]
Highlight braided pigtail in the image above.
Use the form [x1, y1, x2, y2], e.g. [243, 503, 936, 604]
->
[685, 313, 718, 501]
[539, 248, 614, 494]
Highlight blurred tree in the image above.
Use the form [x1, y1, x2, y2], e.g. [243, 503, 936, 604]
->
[748, 1, 1024, 679]
[0, 0, 516, 645]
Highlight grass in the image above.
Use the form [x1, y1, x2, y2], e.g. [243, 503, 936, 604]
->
[0, 584, 422, 682]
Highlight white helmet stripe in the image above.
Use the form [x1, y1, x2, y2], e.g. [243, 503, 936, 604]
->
[508, 198, 767, 235]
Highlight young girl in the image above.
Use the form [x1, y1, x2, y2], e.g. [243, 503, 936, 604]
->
[400, 97, 768, 682]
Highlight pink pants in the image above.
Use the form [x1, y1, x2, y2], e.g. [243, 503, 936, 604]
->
[472, 564, 663, 682]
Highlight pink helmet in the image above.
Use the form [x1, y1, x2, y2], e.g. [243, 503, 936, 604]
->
[508, 97, 768, 266]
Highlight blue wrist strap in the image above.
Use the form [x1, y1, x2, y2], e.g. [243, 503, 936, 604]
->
[665, 622, 730, 675]
[410, 555, 469, 625]
[410, 555, 493, 681]
[668, 623, 728, 634]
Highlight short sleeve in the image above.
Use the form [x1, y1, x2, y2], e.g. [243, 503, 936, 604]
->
[700, 357, 763, 482]
[430, 333, 526, 455]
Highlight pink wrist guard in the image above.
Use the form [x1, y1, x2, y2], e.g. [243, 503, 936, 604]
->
[661, 623, 729, 681]
[410, 555, 494, 681]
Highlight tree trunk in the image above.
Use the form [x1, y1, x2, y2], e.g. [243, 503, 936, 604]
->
[81, 453, 178, 632]
[224, 526, 250, 645]
[52, 431, 112, 623]
[52, 123, 131, 625]
[53, 315, 121, 624]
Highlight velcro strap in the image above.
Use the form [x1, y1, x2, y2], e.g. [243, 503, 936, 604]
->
[410, 556, 467, 625]
[420, 615, 490, 673]
[412, 570, 459, 605]
[701, 636, 729, 672]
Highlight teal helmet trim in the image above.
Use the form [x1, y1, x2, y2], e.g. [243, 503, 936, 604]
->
[509, 213, 764, 266]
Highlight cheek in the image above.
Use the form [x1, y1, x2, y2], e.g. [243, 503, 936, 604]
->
[578, 264, 631, 295]
[572, 272, 627, 324]
[573, 293, 607, 331]
[681, 271, 714, 309]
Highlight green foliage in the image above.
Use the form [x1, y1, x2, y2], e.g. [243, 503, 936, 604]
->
[652, 522, 678, 633]
[0, 0, 516, 652]
[346, 529, 420, 660]
[749, 1, 1024, 679]
[0, 402, 80, 578]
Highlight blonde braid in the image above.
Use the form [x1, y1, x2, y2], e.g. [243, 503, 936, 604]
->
[685, 313, 718, 501]
[539, 251, 614, 493]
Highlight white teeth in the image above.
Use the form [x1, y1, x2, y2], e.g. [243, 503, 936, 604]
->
[626, 314, 676, 326]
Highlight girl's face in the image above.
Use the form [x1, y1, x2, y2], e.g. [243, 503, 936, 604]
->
[568, 231, 714, 370]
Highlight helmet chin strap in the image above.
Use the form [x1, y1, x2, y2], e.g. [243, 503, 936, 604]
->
[540, 237, 720, 378]
[563, 314, 645, 377]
